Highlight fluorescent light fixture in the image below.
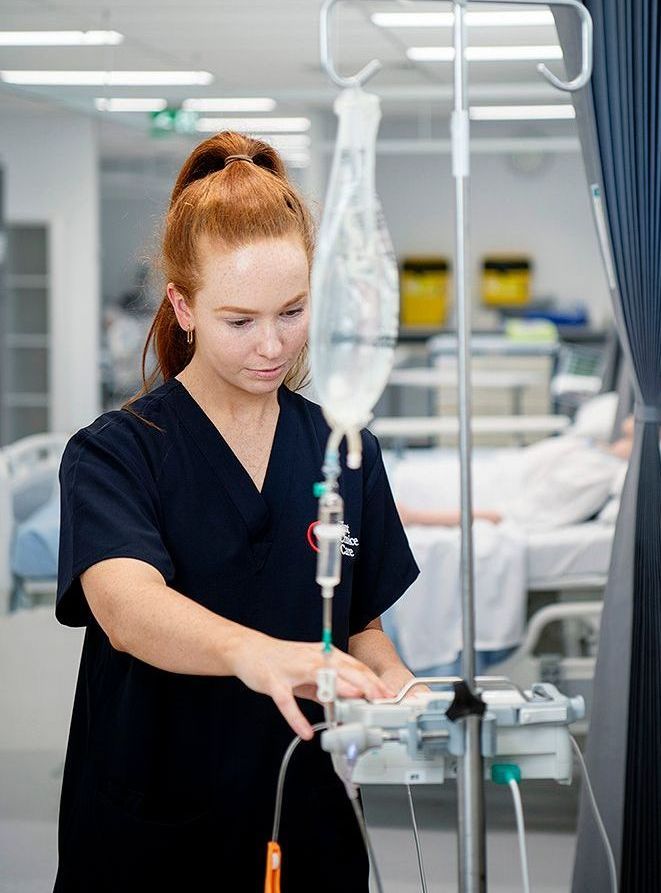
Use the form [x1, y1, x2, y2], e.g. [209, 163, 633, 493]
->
[196, 117, 310, 133]
[95, 98, 168, 112]
[407, 45, 563, 62]
[470, 104, 575, 120]
[183, 97, 276, 113]
[408, 47, 455, 62]
[469, 45, 563, 61]
[372, 13, 455, 27]
[282, 152, 310, 169]
[0, 30, 124, 46]
[468, 11, 554, 27]
[372, 11, 553, 28]
[0, 70, 213, 86]
[259, 133, 311, 147]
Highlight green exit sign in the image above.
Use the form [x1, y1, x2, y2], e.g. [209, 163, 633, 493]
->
[150, 107, 198, 137]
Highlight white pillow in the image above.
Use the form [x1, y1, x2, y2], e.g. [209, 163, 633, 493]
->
[502, 435, 625, 530]
[570, 392, 619, 441]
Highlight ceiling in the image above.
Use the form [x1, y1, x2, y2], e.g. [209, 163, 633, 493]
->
[0, 1, 577, 167]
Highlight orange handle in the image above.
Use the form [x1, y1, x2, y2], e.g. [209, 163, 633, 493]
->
[264, 841, 282, 893]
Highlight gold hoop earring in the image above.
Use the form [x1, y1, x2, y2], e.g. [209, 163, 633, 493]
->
[187, 326, 194, 345]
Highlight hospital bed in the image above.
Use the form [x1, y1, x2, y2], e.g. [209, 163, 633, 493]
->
[383, 444, 616, 730]
[0, 433, 67, 613]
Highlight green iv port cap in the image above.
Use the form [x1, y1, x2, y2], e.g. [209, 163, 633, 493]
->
[491, 763, 522, 785]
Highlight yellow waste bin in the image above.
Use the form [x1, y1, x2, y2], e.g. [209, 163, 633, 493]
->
[400, 256, 450, 328]
[481, 256, 532, 307]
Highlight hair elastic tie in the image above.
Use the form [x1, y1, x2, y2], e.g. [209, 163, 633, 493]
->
[224, 154, 254, 167]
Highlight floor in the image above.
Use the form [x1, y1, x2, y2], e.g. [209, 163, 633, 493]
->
[365, 783, 577, 892]
[0, 753, 578, 893]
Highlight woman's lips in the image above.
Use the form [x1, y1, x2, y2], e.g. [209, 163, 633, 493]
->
[247, 363, 287, 380]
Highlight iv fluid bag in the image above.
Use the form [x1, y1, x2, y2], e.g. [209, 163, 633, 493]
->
[311, 88, 399, 432]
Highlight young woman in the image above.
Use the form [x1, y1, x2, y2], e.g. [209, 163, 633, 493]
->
[54, 132, 419, 892]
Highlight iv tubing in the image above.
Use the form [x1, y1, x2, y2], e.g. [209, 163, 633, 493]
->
[270, 723, 384, 893]
[322, 590, 333, 653]
[271, 722, 328, 843]
[508, 779, 531, 893]
[570, 735, 618, 893]
[406, 784, 429, 893]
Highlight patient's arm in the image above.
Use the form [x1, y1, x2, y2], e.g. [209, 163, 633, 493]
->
[397, 504, 503, 526]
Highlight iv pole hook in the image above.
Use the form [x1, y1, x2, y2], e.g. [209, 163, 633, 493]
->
[467, 0, 592, 92]
[538, 0, 592, 92]
[320, 0, 382, 89]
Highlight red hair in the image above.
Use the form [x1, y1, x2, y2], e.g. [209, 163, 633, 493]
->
[124, 131, 314, 412]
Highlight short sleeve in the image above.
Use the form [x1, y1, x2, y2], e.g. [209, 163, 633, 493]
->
[56, 422, 175, 627]
[349, 432, 419, 635]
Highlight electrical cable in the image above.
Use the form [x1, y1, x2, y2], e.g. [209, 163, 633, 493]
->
[349, 793, 385, 893]
[406, 784, 429, 893]
[570, 735, 618, 893]
[507, 779, 531, 893]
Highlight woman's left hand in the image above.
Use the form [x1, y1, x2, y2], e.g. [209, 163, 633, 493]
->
[379, 667, 432, 701]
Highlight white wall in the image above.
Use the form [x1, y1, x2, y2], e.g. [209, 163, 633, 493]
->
[375, 149, 612, 328]
[98, 142, 613, 333]
[100, 172, 170, 305]
[0, 113, 100, 433]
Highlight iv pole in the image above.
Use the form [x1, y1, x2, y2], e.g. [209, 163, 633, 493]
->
[319, 2, 593, 890]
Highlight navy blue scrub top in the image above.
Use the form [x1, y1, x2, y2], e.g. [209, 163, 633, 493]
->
[54, 379, 419, 893]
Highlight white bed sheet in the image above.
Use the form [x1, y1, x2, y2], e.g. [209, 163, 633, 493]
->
[394, 521, 528, 669]
[526, 522, 613, 586]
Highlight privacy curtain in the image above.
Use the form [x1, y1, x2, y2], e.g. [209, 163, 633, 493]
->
[554, 3, 661, 890]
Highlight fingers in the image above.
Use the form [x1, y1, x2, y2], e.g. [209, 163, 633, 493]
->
[330, 651, 393, 700]
[334, 679, 366, 699]
[338, 668, 393, 700]
[272, 685, 314, 741]
[294, 681, 363, 701]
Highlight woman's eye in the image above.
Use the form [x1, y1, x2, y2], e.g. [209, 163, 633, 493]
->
[282, 307, 304, 318]
[227, 318, 251, 328]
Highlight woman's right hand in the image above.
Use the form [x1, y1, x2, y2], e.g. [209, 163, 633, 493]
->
[227, 630, 394, 740]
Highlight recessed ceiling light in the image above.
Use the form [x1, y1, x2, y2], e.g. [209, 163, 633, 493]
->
[372, 11, 554, 28]
[183, 97, 276, 113]
[0, 30, 124, 46]
[95, 98, 168, 112]
[407, 45, 563, 62]
[0, 70, 213, 86]
[195, 117, 311, 134]
[470, 104, 575, 120]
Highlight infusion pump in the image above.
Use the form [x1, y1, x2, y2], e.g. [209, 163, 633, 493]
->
[321, 679, 585, 786]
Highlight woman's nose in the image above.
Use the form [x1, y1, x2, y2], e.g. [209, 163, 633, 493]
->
[256, 323, 283, 359]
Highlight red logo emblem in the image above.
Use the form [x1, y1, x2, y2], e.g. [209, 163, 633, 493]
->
[307, 521, 320, 553]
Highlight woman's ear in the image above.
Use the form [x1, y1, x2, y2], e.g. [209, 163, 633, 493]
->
[166, 283, 193, 332]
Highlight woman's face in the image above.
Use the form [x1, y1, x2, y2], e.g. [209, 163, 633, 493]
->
[169, 235, 310, 396]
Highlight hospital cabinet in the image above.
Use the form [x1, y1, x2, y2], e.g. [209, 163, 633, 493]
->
[0, 224, 50, 445]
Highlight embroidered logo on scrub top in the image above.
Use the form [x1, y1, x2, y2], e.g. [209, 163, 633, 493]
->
[307, 522, 359, 560]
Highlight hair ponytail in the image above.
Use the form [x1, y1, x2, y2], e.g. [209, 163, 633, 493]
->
[123, 131, 314, 416]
